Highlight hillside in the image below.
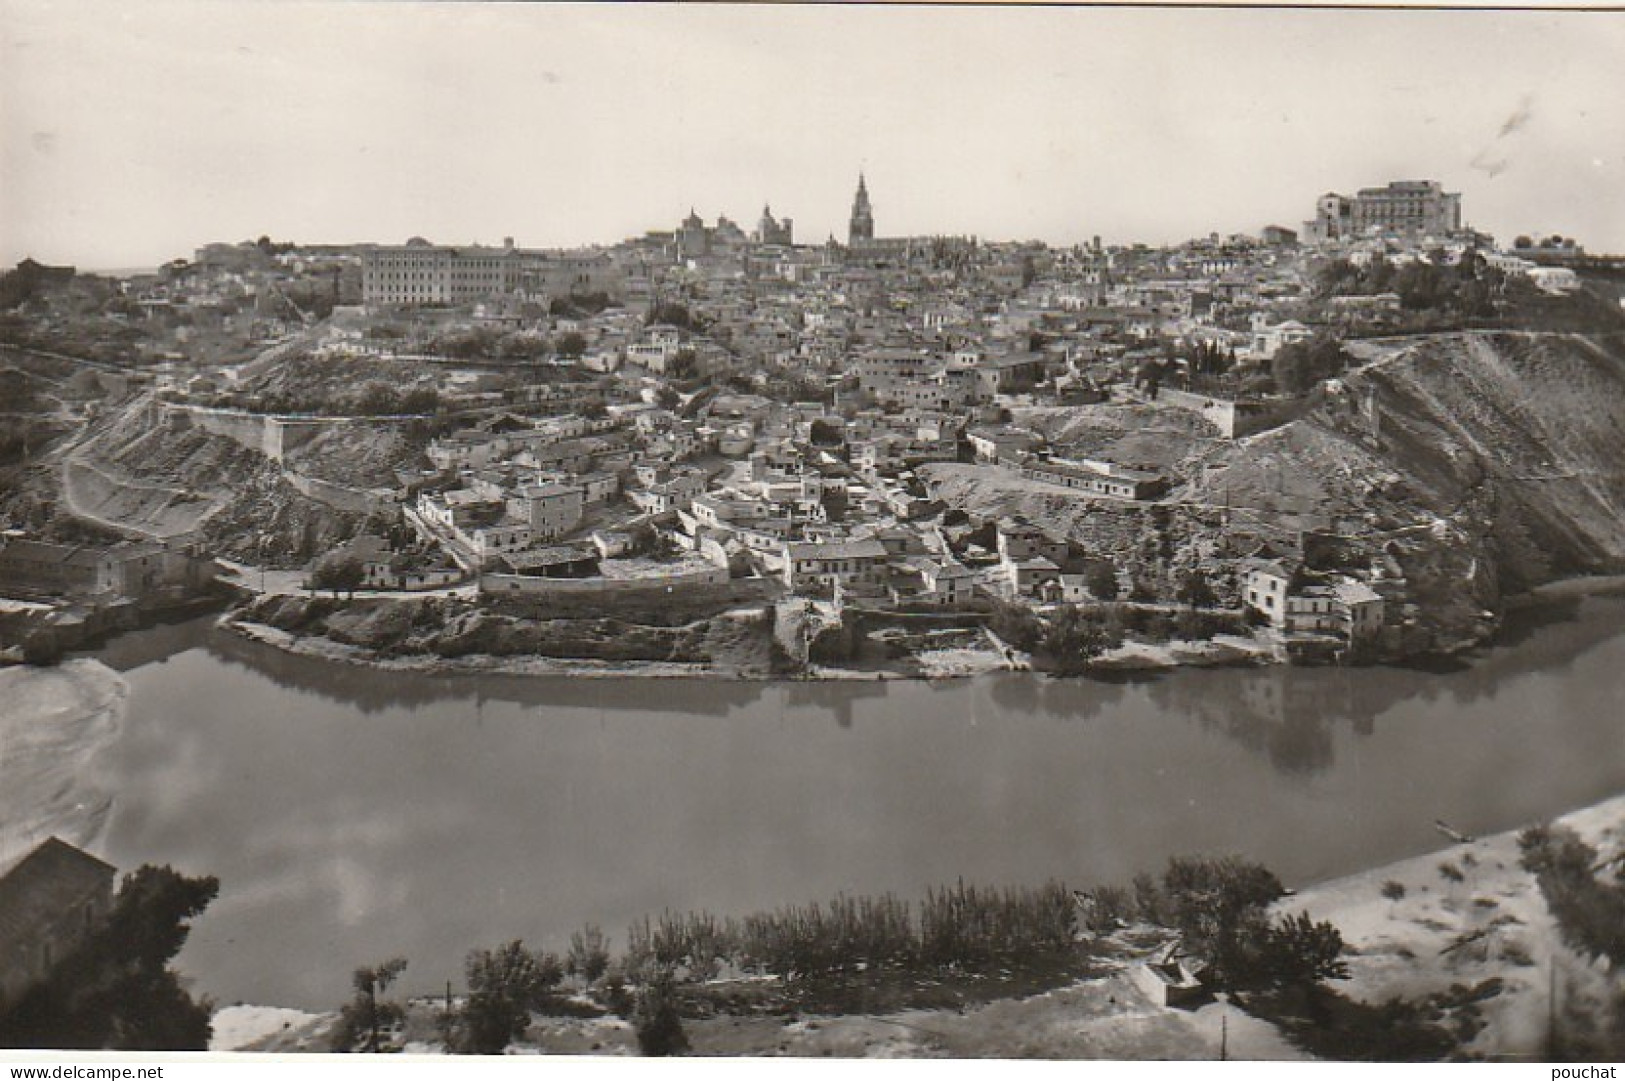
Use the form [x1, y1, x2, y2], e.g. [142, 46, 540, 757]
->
[926, 332, 1625, 652]
[59, 398, 376, 565]
[1349, 333, 1625, 586]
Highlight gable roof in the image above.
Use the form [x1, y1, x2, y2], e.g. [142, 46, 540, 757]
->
[0, 837, 116, 942]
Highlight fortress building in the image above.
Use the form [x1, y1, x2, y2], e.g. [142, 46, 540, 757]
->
[1305, 180, 1463, 242]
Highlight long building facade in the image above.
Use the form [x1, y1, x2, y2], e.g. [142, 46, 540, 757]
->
[1305, 180, 1462, 242]
[361, 237, 620, 307]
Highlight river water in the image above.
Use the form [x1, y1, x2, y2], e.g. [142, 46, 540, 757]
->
[74, 593, 1625, 1010]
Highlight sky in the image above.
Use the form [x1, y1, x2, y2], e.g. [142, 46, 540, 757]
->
[2, 1, 1623, 269]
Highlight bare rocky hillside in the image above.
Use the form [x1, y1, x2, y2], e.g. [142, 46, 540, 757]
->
[927, 332, 1625, 652]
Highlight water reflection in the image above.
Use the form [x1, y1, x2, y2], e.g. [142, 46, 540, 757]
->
[78, 593, 1625, 1009]
[116, 592, 1625, 775]
[202, 623, 776, 718]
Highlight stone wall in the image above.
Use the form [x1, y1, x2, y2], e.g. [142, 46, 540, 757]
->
[478, 562, 730, 599]
[1155, 389, 1304, 439]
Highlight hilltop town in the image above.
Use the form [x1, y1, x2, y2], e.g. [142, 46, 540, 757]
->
[3, 177, 1625, 675]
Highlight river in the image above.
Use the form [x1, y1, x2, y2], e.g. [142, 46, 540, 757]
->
[68, 592, 1625, 1011]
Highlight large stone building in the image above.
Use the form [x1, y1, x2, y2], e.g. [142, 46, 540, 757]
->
[0, 538, 214, 601]
[675, 211, 751, 261]
[0, 838, 116, 1012]
[1305, 180, 1463, 242]
[842, 175, 974, 263]
[755, 205, 793, 247]
[361, 237, 619, 307]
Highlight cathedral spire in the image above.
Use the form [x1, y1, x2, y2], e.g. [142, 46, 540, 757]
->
[848, 173, 874, 245]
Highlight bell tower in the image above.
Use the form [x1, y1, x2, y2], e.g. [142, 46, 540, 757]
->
[848, 173, 874, 245]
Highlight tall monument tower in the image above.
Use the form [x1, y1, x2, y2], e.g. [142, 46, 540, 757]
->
[848, 174, 874, 246]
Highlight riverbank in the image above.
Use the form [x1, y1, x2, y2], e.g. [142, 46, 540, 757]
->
[227, 611, 1275, 683]
[0, 591, 229, 667]
[226, 616, 769, 680]
[0, 659, 127, 868]
[1272, 791, 1625, 1061]
[214, 568, 1625, 684]
[218, 789, 1625, 1058]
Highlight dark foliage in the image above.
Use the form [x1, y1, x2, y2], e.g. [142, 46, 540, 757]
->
[448, 940, 563, 1054]
[332, 957, 408, 1053]
[1271, 334, 1351, 397]
[631, 968, 689, 1056]
[1, 866, 219, 1050]
[567, 924, 612, 984]
[1519, 824, 1625, 967]
[988, 599, 1043, 653]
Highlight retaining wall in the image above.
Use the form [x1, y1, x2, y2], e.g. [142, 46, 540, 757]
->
[479, 563, 729, 598]
[284, 471, 397, 514]
[1155, 389, 1304, 439]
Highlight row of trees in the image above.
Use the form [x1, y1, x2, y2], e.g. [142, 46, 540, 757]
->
[1271, 334, 1352, 397]
[338, 936, 685, 1056]
[986, 571, 1229, 673]
[337, 855, 1348, 1055]
[1314, 255, 1506, 319]
[207, 382, 439, 417]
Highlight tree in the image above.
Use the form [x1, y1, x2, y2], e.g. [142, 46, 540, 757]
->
[333, 958, 408, 1053]
[667, 348, 698, 380]
[1176, 569, 1217, 610]
[352, 381, 400, 416]
[1042, 604, 1123, 674]
[555, 332, 587, 358]
[310, 551, 366, 599]
[809, 418, 844, 446]
[1086, 564, 1120, 601]
[1255, 911, 1350, 985]
[1513, 235, 1533, 249]
[1518, 824, 1625, 967]
[1, 866, 220, 1050]
[1380, 880, 1406, 911]
[647, 301, 699, 332]
[988, 599, 1043, 653]
[1155, 856, 1286, 985]
[631, 967, 689, 1057]
[567, 924, 611, 984]
[398, 387, 439, 415]
[452, 940, 562, 1054]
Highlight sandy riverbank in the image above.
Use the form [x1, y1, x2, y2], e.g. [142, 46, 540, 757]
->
[0, 659, 128, 869]
[224, 790, 1625, 1059]
[1278, 791, 1625, 1061]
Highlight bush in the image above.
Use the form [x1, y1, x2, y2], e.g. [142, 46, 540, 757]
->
[1252, 911, 1350, 985]
[332, 958, 408, 1053]
[988, 600, 1042, 653]
[1518, 824, 1625, 967]
[567, 924, 611, 984]
[1042, 604, 1124, 674]
[1086, 564, 1120, 601]
[632, 968, 689, 1057]
[450, 940, 562, 1054]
